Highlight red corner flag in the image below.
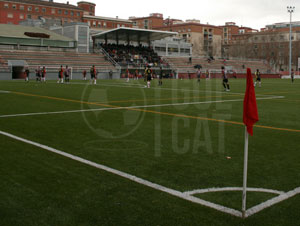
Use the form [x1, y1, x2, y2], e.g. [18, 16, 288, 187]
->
[243, 68, 259, 136]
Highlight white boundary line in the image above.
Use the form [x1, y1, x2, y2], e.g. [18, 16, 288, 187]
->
[184, 187, 285, 196]
[0, 96, 284, 118]
[53, 81, 276, 97]
[0, 129, 299, 218]
[0, 130, 242, 218]
[0, 90, 10, 93]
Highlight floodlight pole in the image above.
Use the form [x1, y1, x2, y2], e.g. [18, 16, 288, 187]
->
[287, 6, 295, 77]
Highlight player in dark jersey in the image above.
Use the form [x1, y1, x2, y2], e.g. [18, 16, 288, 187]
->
[254, 69, 261, 87]
[196, 68, 201, 83]
[291, 69, 295, 83]
[158, 67, 163, 86]
[36, 66, 41, 82]
[90, 65, 97, 85]
[222, 66, 230, 91]
[65, 65, 71, 84]
[145, 66, 152, 88]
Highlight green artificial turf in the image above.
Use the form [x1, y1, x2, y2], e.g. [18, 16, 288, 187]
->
[0, 78, 299, 226]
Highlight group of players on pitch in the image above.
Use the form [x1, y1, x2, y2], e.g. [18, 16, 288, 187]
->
[23, 64, 266, 90]
[143, 65, 262, 91]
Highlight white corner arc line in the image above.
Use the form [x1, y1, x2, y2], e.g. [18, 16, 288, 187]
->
[245, 187, 300, 217]
[184, 187, 285, 196]
[0, 130, 242, 218]
[0, 96, 285, 118]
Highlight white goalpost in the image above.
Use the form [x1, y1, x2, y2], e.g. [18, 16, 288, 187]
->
[45, 66, 73, 80]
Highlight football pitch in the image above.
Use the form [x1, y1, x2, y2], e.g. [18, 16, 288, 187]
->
[0, 78, 299, 226]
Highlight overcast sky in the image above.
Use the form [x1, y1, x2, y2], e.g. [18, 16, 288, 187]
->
[56, 0, 300, 30]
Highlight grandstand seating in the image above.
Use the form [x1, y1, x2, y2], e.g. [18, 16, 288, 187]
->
[101, 44, 169, 68]
[164, 57, 274, 73]
[0, 50, 116, 73]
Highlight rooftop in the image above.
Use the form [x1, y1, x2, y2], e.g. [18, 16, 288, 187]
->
[3, 0, 83, 10]
[83, 15, 133, 23]
[0, 24, 74, 41]
[92, 27, 177, 42]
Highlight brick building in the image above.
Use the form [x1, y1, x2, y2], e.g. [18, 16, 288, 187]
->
[224, 22, 300, 71]
[77, 1, 95, 16]
[130, 13, 164, 29]
[83, 15, 133, 31]
[130, 13, 223, 57]
[0, 0, 133, 30]
[156, 21, 223, 57]
[0, 0, 84, 25]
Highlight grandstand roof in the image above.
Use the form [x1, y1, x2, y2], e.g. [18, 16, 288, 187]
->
[92, 27, 177, 42]
[0, 24, 73, 42]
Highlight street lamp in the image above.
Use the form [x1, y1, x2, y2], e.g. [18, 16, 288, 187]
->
[287, 6, 295, 77]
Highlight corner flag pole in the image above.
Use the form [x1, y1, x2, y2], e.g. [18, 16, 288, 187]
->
[242, 126, 249, 218]
[242, 68, 259, 219]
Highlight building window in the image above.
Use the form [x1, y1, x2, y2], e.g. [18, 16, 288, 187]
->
[70, 11, 74, 16]
[28, 6, 32, 11]
[98, 23, 101, 27]
[77, 12, 80, 17]
[35, 7, 39, 12]
[122, 24, 125, 27]
[20, 5, 24, 10]
[4, 3, 9, 9]
[90, 6, 94, 11]
[12, 4, 16, 9]
[64, 10, 68, 15]
[20, 14, 24, 19]
[51, 9, 55, 14]
[103, 22, 107, 27]
[188, 29, 191, 32]
[144, 19, 148, 29]
[42, 8, 46, 13]
[93, 21, 96, 26]
[7, 13, 13, 18]
[117, 24, 120, 28]
[27, 14, 31, 19]
[58, 9, 62, 14]
[88, 21, 91, 26]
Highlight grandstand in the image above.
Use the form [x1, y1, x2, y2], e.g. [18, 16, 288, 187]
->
[0, 49, 117, 79]
[101, 43, 169, 68]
